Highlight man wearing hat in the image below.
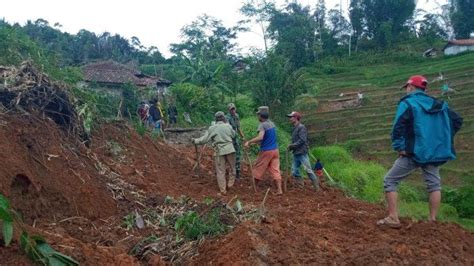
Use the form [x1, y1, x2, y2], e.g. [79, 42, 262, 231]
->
[193, 111, 237, 195]
[377, 75, 463, 228]
[287, 111, 319, 190]
[244, 106, 283, 195]
[226, 103, 245, 179]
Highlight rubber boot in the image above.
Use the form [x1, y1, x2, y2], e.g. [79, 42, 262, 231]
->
[296, 178, 304, 188]
[236, 169, 240, 180]
[311, 179, 320, 191]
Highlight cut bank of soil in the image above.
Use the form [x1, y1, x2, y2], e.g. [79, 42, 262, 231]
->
[0, 113, 473, 265]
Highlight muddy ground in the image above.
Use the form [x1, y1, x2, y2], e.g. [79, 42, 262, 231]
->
[0, 113, 473, 265]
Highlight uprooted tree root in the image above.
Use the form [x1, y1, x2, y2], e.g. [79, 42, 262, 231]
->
[0, 61, 87, 141]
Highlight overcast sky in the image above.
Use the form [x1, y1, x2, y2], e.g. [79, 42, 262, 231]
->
[2, 0, 446, 57]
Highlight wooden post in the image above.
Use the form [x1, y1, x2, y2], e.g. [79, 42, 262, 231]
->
[284, 149, 289, 192]
[243, 148, 257, 193]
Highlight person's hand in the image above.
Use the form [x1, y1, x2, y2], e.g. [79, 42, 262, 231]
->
[244, 141, 250, 148]
[287, 144, 293, 151]
[398, 150, 407, 157]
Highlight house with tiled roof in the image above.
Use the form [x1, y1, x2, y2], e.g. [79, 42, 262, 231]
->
[82, 61, 171, 93]
[443, 37, 474, 56]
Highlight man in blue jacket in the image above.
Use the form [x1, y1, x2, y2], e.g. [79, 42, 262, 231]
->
[377, 75, 463, 228]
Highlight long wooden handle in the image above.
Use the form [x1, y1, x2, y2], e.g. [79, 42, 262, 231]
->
[243, 148, 257, 193]
[284, 149, 289, 192]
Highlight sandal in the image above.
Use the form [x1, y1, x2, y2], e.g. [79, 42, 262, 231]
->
[377, 217, 401, 229]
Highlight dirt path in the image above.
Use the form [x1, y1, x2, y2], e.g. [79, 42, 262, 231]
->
[0, 115, 472, 265]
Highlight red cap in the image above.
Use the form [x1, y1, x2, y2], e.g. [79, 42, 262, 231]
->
[402, 75, 428, 90]
[286, 111, 302, 120]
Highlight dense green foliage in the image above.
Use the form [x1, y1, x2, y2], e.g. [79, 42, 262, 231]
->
[350, 0, 416, 48]
[443, 186, 474, 219]
[450, 0, 474, 39]
[311, 146, 385, 202]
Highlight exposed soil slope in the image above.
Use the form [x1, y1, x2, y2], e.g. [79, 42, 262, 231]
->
[0, 113, 473, 265]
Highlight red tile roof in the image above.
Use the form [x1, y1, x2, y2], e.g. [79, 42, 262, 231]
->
[446, 39, 474, 46]
[82, 61, 170, 87]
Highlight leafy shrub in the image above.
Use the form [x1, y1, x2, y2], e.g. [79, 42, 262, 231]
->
[72, 87, 121, 133]
[232, 94, 255, 119]
[170, 83, 225, 126]
[310, 146, 353, 164]
[174, 209, 226, 240]
[342, 140, 363, 154]
[443, 186, 474, 219]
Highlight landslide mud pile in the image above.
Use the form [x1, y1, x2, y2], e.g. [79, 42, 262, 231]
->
[0, 63, 473, 265]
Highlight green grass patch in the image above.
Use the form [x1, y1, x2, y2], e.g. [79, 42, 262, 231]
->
[443, 186, 474, 219]
[174, 209, 226, 240]
[399, 202, 459, 221]
[310, 146, 385, 203]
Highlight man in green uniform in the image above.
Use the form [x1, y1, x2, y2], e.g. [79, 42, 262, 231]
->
[226, 103, 245, 179]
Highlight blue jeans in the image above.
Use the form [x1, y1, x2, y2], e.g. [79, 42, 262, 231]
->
[292, 153, 317, 182]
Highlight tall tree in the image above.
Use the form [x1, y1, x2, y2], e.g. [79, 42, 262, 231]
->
[170, 15, 242, 99]
[245, 52, 292, 111]
[450, 0, 474, 38]
[327, 8, 351, 46]
[417, 13, 448, 45]
[314, 0, 327, 45]
[349, 0, 364, 52]
[240, 0, 276, 53]
[267, 2, 316, 69]
[349, 0, 416, 48]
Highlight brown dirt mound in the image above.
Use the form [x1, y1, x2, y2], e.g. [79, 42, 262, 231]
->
[193, 188, 474, 264]
[0, 111, 473, 265]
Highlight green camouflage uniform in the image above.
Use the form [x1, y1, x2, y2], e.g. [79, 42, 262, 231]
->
[226, 112, 242, 179]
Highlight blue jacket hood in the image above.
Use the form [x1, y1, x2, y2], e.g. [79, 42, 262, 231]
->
[401, 91, 447, 114]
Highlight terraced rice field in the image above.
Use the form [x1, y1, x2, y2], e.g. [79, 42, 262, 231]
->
[301, 52, 474, 185]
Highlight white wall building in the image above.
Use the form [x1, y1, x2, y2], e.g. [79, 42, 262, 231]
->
[443, 39, 474, 56]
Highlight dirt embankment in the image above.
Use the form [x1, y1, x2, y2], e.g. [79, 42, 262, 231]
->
[0, 112, 472, 265]
[0, 62, 472, 264]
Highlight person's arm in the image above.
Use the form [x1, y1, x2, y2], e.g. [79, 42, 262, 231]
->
[244, 129, 264, 147]
[391, 101, 411, 156]
[193, 130, 211, 145]
[448, 108, 463, 136]
[230, 125, 236, 139]
[238, 128, 245, 139]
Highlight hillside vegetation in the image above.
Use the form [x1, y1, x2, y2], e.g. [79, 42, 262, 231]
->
[300, 52, 474, 181]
